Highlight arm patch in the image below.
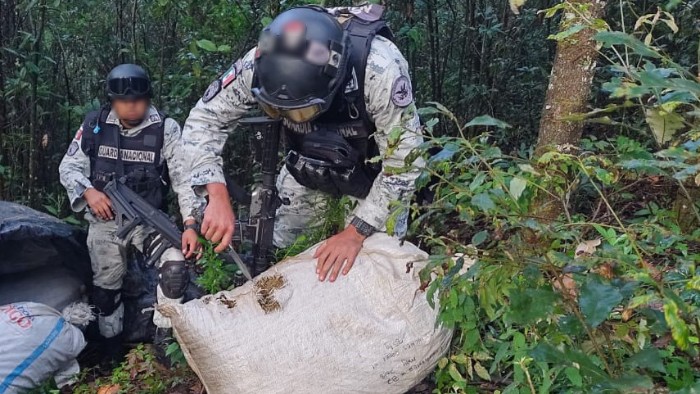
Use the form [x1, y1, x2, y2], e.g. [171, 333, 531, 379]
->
[390, 75, 413, 108]
[202, 79, 222, 103]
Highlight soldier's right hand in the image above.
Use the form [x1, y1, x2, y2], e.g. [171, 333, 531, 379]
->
[201, 183, 235, 253]
[84, 188, 114, 220]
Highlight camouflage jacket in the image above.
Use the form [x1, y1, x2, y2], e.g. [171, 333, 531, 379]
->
[181, 36, 424, 230]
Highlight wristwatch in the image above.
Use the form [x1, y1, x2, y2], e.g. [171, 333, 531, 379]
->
[350, 217, 376, 237]
[184, 222, 200, 233]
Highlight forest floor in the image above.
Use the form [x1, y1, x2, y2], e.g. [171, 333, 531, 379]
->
[70, 342, 437, 394]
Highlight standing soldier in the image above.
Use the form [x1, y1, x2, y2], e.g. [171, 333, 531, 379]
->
[58, 64, 201, 360]
[181, 5, 423, 282]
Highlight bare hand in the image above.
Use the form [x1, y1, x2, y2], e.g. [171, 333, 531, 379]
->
[200, 183, 235, 253]
[314, 225, 366, 282]
[181, 228, 201, 259]
[84, 188, 113, 220]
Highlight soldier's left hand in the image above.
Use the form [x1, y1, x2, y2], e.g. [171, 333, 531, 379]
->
[182, 228, 201, 259]
[314, 226, 367, 282]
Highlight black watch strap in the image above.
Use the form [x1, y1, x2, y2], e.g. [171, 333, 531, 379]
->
[350, 217, 376, 237]
[184, 222, 200, 233]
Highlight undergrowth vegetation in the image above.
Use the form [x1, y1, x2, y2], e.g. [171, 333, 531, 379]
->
[399, 11, 700, 392]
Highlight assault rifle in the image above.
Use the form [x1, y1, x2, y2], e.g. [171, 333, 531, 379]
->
[103, 176, 254, 281]
[229, 117, 285, 278]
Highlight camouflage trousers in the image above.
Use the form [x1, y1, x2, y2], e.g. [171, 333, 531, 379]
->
[86, 216, 182, 337]
[271, 166, 409, 247]
[272, 166, 328, 248]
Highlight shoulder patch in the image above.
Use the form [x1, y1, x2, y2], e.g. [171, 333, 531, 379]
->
[202, 79, 222, 103]
[67, 141, 79, 156]
[391, 75, 413, 108]
[221, 62, 238, 88]
[74, 126, 83, 141]
[148, 113, 162, 123]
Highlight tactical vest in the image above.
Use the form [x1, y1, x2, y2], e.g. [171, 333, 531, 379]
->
[281, 8, 395, 198]
[80, 106, 167, 208]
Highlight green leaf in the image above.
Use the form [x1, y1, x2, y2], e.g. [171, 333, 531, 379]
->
[531, 343, 608, 381]
[594, 31, 661, 58]
[549, 24, 586, 41]
[474, 362, 491, 381]
[624, 348, 666, 373]
[471, 193, 495, 212]
[645, 107, 684, 145]
[196, 39, 218, 52]
[509, 177, 527, 200]
[518, 163, 540, 175]
[448, 363, 465, 382]
[417, 107, 441, 116]
[579, 274, 623, 328]
[469, 172, 487, 191]
[425, 117, 439, 132]
[217, 44, 232, 52]
[471, 230, 488, 247]
[564, 367, 583, 387]
[607, 374, 654, 391]
[261, 16, 273, 27]
[507, 287, 558, 324]
[464, 115, 511, 129]
[664, 299, 691, 350]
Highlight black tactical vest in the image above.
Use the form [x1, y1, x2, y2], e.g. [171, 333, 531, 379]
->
[80, 106, 167, 208]
[281, 12, 395, 198]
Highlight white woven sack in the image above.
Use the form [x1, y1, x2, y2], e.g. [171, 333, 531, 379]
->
[162, 233, 453, 394]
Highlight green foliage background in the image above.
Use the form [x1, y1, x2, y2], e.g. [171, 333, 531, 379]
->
[3, 0, 700, 393]
[0, 0, 697, 207]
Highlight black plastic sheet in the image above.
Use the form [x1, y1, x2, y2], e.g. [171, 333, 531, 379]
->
[0, 201, 203, 343]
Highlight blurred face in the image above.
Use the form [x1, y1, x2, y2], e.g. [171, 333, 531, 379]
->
[111, 98, 149, 126]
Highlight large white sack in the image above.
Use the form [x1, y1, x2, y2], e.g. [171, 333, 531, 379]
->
[161, 233, 453, 394]
[0, 302, 87, 393]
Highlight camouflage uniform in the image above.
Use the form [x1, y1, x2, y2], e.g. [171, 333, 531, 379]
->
[58, 106, 201, 336]
[182, 35, 423, 247]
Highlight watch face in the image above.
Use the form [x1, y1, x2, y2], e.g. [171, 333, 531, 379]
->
[352, 218, 375, 236]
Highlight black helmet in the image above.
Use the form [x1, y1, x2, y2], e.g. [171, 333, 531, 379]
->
[105, 64, 152, 100]
[252, 6, 350, 123]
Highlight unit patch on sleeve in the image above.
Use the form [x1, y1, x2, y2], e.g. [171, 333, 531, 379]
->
[67, 141, 79, 156]
[390, 75, 413, 108]
[202, 79, 222, 103]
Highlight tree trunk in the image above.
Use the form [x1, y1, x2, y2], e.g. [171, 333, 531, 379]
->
[27, 0, 47, 207]
[535, 0, 606, 156]
[532, 0, 606, 222]
[0, 0, 15, 200]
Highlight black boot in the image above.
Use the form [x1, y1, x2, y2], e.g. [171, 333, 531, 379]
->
[99, 334, 124, 370]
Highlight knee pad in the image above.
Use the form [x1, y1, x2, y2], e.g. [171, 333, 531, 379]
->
[93, 287, 121, 316]
[159, 260, 189, 299]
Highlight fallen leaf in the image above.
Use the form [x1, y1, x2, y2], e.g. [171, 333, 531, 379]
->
[553, 273, 578, 300]
[97, 384, 121, 394]
[575, 239, 601, 258]
[596, 262, 615, 280]
[622, 308, 633, 322]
